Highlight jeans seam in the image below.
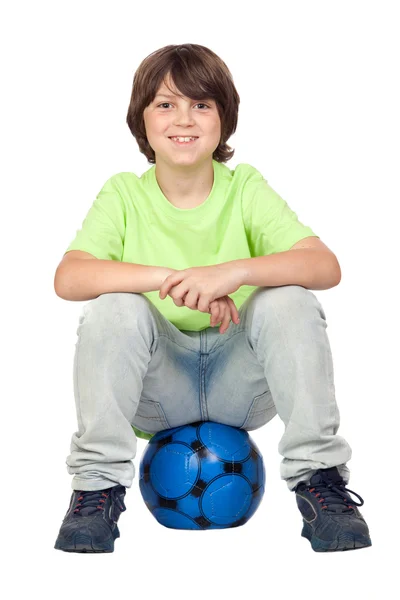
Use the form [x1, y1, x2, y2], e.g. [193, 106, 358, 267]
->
[157, 332, 198, 354]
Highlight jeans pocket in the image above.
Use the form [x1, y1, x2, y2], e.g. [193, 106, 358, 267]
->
[132, 397, 172, 434]
[241, 390, 276, 431]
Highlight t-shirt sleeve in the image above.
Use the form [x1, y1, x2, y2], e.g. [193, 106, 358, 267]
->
[65, 175, 125, 261]
[243, 178, 319, 256]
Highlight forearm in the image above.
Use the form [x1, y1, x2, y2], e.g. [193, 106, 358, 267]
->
[54, 259, 174, 301]
[226, 249, 341, 291]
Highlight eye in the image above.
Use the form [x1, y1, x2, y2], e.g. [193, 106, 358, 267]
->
[157, 102, 210, 109]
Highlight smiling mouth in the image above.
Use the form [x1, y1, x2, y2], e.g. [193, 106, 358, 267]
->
[168, 137, 199, 146]
[169, 136, 199, 140]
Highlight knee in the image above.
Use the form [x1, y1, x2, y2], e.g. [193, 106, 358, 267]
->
[81, 292, 152, 329]
[252, 285, 323, 319]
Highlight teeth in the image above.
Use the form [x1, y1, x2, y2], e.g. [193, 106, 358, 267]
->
[170, 137, 197, 142]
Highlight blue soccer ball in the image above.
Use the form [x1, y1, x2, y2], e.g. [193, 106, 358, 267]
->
[139, 421, 265, 530]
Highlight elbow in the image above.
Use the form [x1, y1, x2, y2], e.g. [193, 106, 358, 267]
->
[321, 254, 341, 289]
[54, 268, 69, 299]
[331, 258, 342, 287]
[54, 281, 66, 300]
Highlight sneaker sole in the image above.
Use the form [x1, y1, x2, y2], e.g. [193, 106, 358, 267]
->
[54, 526, 120, 553]
[301, 521, 372, 552]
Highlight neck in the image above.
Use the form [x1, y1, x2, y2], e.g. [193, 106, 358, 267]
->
[155, 158, 214, 208]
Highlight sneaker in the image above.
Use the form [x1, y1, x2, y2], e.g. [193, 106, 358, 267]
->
[54, 484, 127, 553]
[294, 467, 372, 552]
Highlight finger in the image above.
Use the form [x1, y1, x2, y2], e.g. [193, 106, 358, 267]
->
[220, 305, 230, 334]
[168, 282, 191, 304]
[210, 301, 220, 327]
[159, 272, 184, 299]
[182, 289, 200, 310]
[209, 300, 218, 326]
[173, 297, 184, 307]
[159, 280, 172, 299]
[226, 296, 240, 323]
[215, 303, 225, 330]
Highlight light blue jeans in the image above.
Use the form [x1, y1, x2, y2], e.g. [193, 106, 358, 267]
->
[66, 285, 352, 492]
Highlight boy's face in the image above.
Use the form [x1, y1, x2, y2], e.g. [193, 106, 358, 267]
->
[143, 74, 221, 168]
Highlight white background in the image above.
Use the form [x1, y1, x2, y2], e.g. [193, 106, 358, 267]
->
[2, 1, 398, 598]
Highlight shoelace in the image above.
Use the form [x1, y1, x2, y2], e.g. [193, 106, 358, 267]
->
[308, 481, 364, 514]
[73, 490, 110, 516]
[73, 488, 126, 517]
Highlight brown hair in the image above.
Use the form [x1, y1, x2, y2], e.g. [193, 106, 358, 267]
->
[126, 44, 240, 164]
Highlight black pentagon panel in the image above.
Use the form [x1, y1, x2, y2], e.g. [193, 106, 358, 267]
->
[195, 515, 212, 528]
[230, 516, 248, 528]
[190, 478, 208, 497]
[190, 439, 204, 452]
[190, 486, 202, 498]
[250, 447, 258, 461]
[156, 435, 173, 449]
[158, 497, 178, 509]
[223, 462, 243, 474]
[197, 446, 209, 459]
[196, 478, 208, 491]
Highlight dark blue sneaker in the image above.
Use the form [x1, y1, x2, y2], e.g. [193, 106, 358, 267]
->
[294, 467, 372, 552]
[54, 484, 127, 553]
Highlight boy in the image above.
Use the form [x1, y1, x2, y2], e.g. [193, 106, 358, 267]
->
[54, 43, 371, 553]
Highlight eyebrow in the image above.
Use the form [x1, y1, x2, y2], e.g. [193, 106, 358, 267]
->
[155, 94, 182, 99]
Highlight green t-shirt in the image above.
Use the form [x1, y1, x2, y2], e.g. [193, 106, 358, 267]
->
[66, 160, 318, 440]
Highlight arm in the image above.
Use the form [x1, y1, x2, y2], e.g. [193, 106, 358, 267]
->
[54, 252, 174, 301]
[226, 239, 341, 291]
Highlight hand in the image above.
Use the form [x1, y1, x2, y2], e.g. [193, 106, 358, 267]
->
[159, 270, 240, 334]
[159, 264, 244, 313]
[209, 296, 240, 334]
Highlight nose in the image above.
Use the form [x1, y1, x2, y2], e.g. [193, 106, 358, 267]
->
[173, 106, 196, 127]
